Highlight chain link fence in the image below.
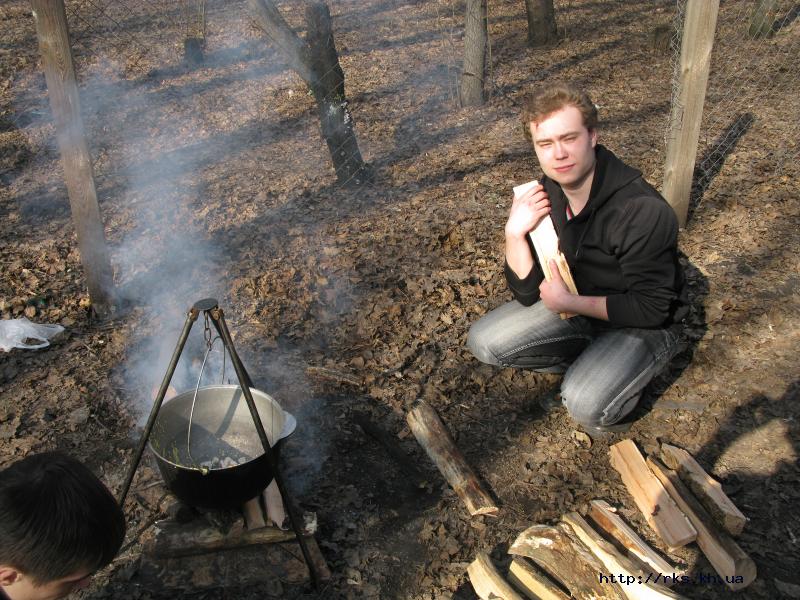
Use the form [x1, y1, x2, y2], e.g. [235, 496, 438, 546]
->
[668, 0, 799, 198]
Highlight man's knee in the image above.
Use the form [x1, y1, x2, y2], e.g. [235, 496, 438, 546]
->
[561, 382, 605, 427]
[466, 322, 499, 365]
[561, 380, 642, 427]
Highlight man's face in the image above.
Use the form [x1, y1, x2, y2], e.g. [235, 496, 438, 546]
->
[529, 105, 597, 188]
[0, 568, 93, 600]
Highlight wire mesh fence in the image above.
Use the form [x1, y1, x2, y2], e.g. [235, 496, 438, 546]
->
[668, 0, 799, 198]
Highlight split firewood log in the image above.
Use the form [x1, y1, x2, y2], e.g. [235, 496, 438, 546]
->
[263, 479, 288, 530]
[242, 495, 266, 530]
[609, 440, 696, 549]
[646, 457, 757, 591]
[509, 523, 626, 599]
[513, 180, 578, 319]
[589, 499, 677, 582]
[562, 512, 686, 600]
[467, 552, 523, 600]
[508, 557, 570, 600]
[660, 443, 747, 536]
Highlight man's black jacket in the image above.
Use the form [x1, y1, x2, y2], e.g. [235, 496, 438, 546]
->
[505, 144, 688, 328]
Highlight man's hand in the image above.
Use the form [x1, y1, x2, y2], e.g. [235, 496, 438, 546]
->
[505, 183, 550, 240]
[505, 183, 550, 280]
[539, 259, 572, 313]
[540, 259, 609, 320]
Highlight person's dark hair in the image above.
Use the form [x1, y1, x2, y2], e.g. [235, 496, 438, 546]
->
[0, 452, 126, 584]
[521, 81, 598, 141]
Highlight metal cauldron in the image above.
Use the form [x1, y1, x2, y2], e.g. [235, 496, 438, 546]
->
[148, 385, 296, 509]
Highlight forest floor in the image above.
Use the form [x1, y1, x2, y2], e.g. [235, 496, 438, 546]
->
[1, 0, 798, 598]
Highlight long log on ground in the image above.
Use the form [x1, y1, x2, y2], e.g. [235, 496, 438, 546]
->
[145, 519, 297, 559]
[609, 440, 696, 549]
[467, 552, 524, 600]
[589, 499, 677, 581]
[660, 443, 747, 536]
[509, 523, 627, 599]
[508, 557, 569, 600]
[406, 400, 498, 516]
[562, 512, 686, 600]
[646, 457, 757, 591]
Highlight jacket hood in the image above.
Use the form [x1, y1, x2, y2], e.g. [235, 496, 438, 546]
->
[542, 145, 643, 236]
[584, 144, 642, 212]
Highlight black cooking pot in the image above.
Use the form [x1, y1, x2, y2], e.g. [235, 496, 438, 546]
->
[148, 385, 295, 509]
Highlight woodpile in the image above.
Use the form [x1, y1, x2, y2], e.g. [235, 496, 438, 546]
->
[466, 440, 755, 598]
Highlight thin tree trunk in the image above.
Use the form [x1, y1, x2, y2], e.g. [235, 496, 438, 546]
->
[524, 0, 558, 47]
[305, 2, 370, 186]
[460, 0, 488, 106]
[249, 0, 369, 186]
[31, 0, 115, 318]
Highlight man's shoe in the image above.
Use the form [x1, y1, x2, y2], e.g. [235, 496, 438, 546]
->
[538, 389, 563, 412]
[580, 420, 633, 439]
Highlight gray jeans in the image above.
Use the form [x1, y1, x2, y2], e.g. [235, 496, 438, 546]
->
[466, 300, 681, 427]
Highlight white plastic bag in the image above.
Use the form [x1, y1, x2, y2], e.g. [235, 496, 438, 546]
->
[0, 318, 64, 352]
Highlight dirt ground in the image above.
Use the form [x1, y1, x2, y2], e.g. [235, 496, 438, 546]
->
[1, 0, 798, 598]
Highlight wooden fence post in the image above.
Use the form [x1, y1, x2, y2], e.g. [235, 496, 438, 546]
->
[31, 0, 115, 317]
[661, 0, 720, 228]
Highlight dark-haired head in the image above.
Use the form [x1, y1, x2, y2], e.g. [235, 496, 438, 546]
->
[0, 452, 126, 586]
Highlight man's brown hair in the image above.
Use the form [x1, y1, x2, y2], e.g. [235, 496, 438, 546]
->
[521, 82, 598, 139]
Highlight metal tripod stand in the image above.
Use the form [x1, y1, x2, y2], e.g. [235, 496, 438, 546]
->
[118, 298, 321, 588]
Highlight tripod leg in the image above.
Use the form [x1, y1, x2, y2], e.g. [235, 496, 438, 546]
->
[118, 307, 200, 506]
[209, 308, 323, 589]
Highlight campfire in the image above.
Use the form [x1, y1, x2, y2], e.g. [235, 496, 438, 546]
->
[118, 298, 329, 588]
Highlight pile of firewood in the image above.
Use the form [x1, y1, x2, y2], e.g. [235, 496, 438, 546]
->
[466, 439, 754, 599]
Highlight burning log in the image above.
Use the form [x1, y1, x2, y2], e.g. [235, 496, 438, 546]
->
[609, 440, 696, 549]
[509, 523, 627, 599]
[242, 496, 266, 530]
[263, 480, 288, 530]
[146, 519, 297, 559]
[508, 557, 569, 600]
[406, 400, 498, 516]
[467, 552, 524, 600]
[562, 512, 686, 600]
[660, 443, 747, 536]
[646, 457, 756, 591]
[589, 499, 677, 582]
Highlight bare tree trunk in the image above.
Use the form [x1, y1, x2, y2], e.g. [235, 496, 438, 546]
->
[524, 0, 558, 47]
[31, 0, 115, 318]
[249, 0, 370, 186]
[460, 0, 488, 106]
[305, 2, 369, 185]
